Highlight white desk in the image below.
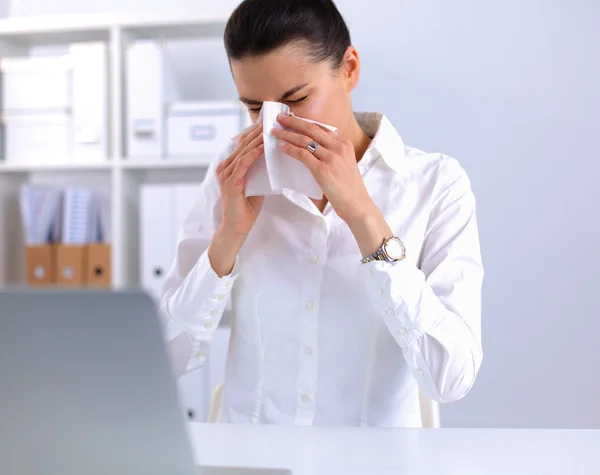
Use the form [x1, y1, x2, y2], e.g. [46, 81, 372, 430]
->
[189, 423, 600, 475]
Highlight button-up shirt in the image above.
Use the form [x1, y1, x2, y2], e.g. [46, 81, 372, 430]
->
[159, 112, 483, 427]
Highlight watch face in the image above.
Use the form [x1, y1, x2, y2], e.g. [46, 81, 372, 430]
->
[385, 237, 406, 261]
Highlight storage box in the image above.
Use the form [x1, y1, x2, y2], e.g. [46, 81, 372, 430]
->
[55, 244, 86, 286]
[25, 245, 57, 286]
[1, 56, 72, 111]
[166, 102, 244, 157]
[3, 113, 72, 162]
[85, 243, 111, 287]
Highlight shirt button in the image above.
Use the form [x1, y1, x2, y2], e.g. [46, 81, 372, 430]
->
[203, 322, 213, 330]
[397, 327, 407, 336]
[301, 393, 313, 403]
[196, 350, 206, 358]
[209, 309, 217, 317]
[225, 280, 233, 288]
[216, 294, 224, 301]
[366, 269, 374, 278]
[386, 308, 395, 317]
[376, 287, 384, 296]
[305, 301, 314, 311]
[310, 255, 319, 264]
[416, 369, 425, 376]
[304, 346, 314, 356]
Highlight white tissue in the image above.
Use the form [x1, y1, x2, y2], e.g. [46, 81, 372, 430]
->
[240, 101, 337, 200]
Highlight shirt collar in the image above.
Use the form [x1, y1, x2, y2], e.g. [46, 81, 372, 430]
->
[354, 112, 406, 173]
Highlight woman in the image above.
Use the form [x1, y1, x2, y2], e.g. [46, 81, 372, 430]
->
[160, 0, 483, 427]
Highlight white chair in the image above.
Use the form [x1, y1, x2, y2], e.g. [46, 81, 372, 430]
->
[419, 390, 441, 428]
[207, 383, 224, 423]
[207, 384, 440, 428]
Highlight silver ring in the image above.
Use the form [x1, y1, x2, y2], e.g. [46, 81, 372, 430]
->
[306, 140, 319, 154]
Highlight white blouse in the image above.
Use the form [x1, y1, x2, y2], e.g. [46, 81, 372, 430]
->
[159, 113, 483, 427]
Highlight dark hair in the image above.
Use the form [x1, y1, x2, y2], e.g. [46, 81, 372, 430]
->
[224, 0, 351, 69]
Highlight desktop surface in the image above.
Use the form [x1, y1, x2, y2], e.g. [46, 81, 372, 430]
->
[190, 423, 600, 475]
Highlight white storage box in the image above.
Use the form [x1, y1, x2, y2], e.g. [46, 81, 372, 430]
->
[3, 113, 72, 162]
[166, 102, 244, 157]
[1, 56, 72, 111]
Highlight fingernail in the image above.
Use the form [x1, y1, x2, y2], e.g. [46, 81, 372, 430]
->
[277, 113, 288, 120]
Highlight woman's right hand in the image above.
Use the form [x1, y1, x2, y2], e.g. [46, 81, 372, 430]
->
[208, 122, 265, 277]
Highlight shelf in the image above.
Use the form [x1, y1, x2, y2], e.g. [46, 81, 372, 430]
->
[0, 12, 230, 44]
[0, 160, 113, 172]
[120, 157, 214, 169]
[120, 15, 227, 40]
[0, 14, 112, 44]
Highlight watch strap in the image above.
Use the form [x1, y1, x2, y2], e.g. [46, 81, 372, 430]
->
[360, 237, 389, 264]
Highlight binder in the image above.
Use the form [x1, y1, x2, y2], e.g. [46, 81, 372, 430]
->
[25, 245, 56, 286]
[86, 244, 111, 287]
[69, 43, 108, 161]
[20, 185, 62, 286]
[126, 41, 164, 158]
[86, 190, 111, 287]
[56, 244, 86, 286]
[178, 368, 211, 422]
[140, 184, 176, 300]
[20, 185, 112, 287]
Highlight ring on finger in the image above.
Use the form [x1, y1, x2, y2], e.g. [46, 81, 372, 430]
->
[306, 140, 319, 154]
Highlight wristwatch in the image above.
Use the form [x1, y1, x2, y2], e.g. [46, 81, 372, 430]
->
[360, 236, 406, 264]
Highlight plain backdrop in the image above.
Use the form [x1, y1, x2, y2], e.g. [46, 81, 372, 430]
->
[4, 0, 600, 428]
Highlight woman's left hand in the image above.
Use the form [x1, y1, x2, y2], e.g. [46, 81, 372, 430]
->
[273, 113, 375, 223]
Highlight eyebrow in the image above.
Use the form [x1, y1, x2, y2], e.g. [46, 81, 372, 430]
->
[239, 83, 309, 105]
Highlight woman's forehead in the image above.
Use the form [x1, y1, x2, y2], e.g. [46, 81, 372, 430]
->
[231, 49, 321, 100]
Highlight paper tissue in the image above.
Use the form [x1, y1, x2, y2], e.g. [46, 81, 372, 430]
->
[240, 101, 337, 200]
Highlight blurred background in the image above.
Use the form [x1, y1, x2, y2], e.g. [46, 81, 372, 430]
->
[0, 0, 598, 429]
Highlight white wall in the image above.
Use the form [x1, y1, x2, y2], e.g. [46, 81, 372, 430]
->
[7, 0, 600, 429]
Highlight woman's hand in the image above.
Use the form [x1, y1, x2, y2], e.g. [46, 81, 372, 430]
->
[272, 113, 374, 224]
[273, 113, 394, 259]
[208, 122, 264, 277]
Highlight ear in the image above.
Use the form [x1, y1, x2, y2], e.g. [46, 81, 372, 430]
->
[342, 46, 360, 92]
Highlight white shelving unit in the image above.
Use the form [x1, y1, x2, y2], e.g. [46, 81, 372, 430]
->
[0, 13, 240, 289]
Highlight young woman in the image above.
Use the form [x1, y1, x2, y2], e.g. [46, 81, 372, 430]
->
[160, 0, 483, 427]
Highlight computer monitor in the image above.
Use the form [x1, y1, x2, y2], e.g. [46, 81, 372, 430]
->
[0, 289, 290, 475]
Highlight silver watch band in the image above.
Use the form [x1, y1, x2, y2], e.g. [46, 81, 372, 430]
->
[360, 236, 406, 264]
[360, 238, 388, 264]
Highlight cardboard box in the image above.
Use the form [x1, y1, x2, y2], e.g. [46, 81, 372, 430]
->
[55, 245, 87, 286]
[85, 243, 111, 287]
[25, 245, 56, 286]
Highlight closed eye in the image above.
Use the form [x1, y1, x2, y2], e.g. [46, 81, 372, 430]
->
[248, 95, 309, 113]
[287, 95, 309, 104]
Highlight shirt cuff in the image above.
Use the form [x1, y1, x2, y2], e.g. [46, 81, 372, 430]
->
[360, 259, 443, 349]
[164, 249, 239, 336]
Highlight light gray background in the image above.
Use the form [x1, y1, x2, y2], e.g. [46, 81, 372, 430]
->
[4, 0, 599, 429]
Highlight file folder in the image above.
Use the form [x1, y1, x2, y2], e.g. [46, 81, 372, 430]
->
[126, 41, 164, 158]
[20, 185, 112, 287]
[70, 43, 108, 161]
[140, 184, 175, 300]
[25, 245, 57, 286]
[86, 190, 111, 287]
[20, 185, 62, 286]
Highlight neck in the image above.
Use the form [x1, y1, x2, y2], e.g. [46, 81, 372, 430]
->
[341, 113, 372, 163]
